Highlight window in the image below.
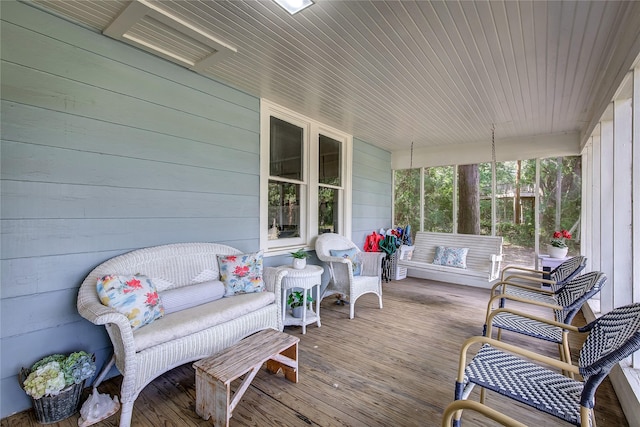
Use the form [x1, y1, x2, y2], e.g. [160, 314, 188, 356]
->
[423, 166, 453, 233]
[268, 117, 304, 240]
[318, 134, 342, 235]
[538, 157, 582, 257]
[260, 100, 352, 254]
[393, 157, 580, 257]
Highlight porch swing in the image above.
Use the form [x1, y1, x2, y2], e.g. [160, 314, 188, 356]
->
[397, 127, 504, 286]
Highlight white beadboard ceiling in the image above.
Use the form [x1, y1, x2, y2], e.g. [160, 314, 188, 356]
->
[31, 0, 640, 155]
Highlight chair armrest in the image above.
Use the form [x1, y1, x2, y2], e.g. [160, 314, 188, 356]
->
[485, 307, 582, 338]
[357, 252, 385, 276]
[489, 292, 562, 310]
[502, 274, 558, 286]
[490, 278, 556, 299]
[77, 279, 132, 330]
[323, 255, 352, 264]
[263, 266, 286, 295]
[500, 265, 544, 281]
[486, 292, 562, 322]
[77, 276, 137, 373]
[264, 267, 286, 330]
[489, 254, 504, 280]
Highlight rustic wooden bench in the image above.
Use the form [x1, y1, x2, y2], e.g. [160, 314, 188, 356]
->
[397, 231, 503, 288]
[193, 329, 299, 427]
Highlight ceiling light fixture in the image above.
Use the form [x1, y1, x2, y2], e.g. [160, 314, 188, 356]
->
[272, 0, 314, 15]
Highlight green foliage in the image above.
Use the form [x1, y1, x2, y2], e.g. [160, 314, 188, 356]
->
[539, 157, 582, 245]
[62, 351, 96, 386]
[497, 222, 535, 246]
[393, 168, 421, 238]
[392, 156, 581, 252]
[423, 166, 454, 232]
[23, 352, 96, 399]
[287, 290, 313, 308]
[290, 249, 310, 259]
[318, 187, 336, 229]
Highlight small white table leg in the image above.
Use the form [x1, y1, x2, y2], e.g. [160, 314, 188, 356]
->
[301, 288, 308, 334]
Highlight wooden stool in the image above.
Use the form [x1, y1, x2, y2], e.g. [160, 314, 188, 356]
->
[193, 329, 299, 426]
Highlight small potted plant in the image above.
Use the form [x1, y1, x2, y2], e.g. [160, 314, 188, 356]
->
[20, 351, 96, 424]
[290, 248, 311, 270]
[287, 290, 314, 318]
[548, 229, 571, 258]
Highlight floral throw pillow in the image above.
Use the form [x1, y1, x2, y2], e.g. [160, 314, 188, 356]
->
[96, 275, 164, 330]
[330, 248, 362, 276]
[217, 251, 265, 296]
[433, 246, 469, 269]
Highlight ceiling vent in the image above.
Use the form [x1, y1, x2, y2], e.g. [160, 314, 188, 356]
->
[103, 0, 236, 72]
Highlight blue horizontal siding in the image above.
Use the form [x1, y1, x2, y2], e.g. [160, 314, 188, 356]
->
[0, 1, 393, 418]
[352, 138, 392, 247]
[0, 2, 261, 417]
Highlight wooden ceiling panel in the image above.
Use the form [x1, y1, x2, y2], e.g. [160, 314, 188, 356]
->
[30, 0, 640, 153]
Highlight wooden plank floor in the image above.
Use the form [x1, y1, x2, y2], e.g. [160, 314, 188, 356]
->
[2, 278, 629, 426]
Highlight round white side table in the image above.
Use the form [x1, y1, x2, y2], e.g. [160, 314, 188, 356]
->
[279, 264, 323, 334]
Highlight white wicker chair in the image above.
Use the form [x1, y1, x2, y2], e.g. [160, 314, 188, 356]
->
[315, 233, 385, 319]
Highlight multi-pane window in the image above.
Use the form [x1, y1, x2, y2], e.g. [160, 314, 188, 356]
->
[424, 166, 453, 233]
[539, 157, 582, 257]
[318, 134, 342, 235]
[393, 158, 581, 254]
[268, 117, 304, 240]
[261, 100, 351, 253]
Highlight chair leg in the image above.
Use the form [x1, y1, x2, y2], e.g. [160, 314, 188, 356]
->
[580, 406, 594, 427]
[560, 336, 574, 379]
[118, 400, 134, 427]
[452, 408, 463, 427]
[91, 354, 115, 388]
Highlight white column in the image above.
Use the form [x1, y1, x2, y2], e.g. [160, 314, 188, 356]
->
[612, 97, 633, 309]
[632, 66, 640, 367]
[591, 131, 602, 275]
[452, 165, 458, 233]
[534, 158, 541, 265]
[581, 140, 592, 272]
[600, 118, 614, 314]
[420, 167, 425, 232]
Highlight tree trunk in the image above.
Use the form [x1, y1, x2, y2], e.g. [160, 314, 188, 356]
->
[458, 164, 480, 235]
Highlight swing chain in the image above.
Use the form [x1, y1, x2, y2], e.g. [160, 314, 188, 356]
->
[491, 123, 496, 165]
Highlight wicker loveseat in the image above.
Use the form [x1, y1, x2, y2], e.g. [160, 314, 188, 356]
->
[77, 243, 286, 427]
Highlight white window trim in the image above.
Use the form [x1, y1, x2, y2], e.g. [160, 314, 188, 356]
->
[260, 99, 353, 256]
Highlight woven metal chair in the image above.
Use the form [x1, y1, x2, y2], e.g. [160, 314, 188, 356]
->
[452, 303, 640, 427]
[315, 233, 384, 319]
[490, 256, 587, 308]
[484, 271, 606, 365]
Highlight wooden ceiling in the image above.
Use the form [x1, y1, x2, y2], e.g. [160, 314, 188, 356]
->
[31, 0, 640, 153]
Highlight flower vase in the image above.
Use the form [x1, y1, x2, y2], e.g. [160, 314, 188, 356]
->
[292, 306, 304, 318]
[20, 368, 84, 424]
[547, 244, 568, 259]
[292, 258, 306, 270]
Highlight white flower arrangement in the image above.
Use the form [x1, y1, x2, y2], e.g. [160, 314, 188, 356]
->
[22, 352, 96, 399]
[23, 361, 66, 399]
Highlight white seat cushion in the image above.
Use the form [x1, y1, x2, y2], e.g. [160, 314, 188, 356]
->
[134, 291, 275, 351]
